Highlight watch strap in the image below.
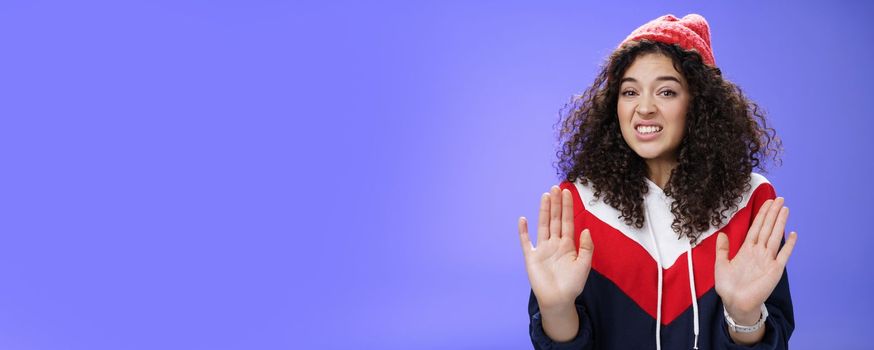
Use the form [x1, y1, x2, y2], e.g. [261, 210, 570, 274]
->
[723, 303, 768, 333]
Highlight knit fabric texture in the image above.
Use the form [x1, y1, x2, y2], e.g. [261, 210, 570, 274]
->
[621, 14, 715, 66]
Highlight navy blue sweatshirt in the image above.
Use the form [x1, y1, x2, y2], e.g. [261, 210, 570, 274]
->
[527, 173, 794, 349]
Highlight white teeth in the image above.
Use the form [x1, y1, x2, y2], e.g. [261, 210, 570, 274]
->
[636, 125, 662, 134]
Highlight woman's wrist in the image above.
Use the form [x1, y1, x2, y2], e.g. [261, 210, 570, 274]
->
[539, 300, 577, 316]
[723, 302, 763, 325]
[724, 303, 768, 334]
[539, 302, 580, 342]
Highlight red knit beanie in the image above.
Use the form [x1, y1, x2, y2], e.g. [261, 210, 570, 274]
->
[620, 14, 715, 66]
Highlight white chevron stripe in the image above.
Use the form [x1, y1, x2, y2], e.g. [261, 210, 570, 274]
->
[573, 173, 770, 268]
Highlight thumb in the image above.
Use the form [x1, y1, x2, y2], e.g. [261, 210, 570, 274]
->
[715, 232, 730, 264]
[577, 229, 594, 260]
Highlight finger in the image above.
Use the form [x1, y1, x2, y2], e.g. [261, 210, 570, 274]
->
[745, 199, 773, 246]
[776, 231, 798, 266]
[561, 189, 575, 241]
[519, 216, 533, 259]
[537, 193, 550, 241]
[577, 229, 594, 262]
[756, 197, 784, 245]
[766, 207, 789, 257]
[549, 185, 562, 240]
[715, 232, 730, 264]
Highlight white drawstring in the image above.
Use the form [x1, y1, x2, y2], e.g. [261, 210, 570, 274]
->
[644, 205, 663, 350]
[645, 193, 700, 350]
[687, 243, 700, 350]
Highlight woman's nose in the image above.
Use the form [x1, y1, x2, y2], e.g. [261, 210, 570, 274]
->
[636, 96, 656, 116]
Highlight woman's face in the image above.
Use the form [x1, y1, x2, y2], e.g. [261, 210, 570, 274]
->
[617, 52, 690, 164]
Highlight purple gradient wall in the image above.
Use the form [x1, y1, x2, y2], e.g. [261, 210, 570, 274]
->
[1, 1, 871, 349]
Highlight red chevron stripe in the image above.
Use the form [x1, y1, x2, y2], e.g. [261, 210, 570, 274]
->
[560, 181, 776, 325]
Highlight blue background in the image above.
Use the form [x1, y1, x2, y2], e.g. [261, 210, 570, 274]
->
[1, 1, 871, 349]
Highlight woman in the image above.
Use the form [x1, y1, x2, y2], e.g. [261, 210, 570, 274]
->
[517, 14, 797, 349]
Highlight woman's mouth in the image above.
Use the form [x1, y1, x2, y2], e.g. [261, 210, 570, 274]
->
[636, 125, 663, 134]
[634, 124, 663, 140]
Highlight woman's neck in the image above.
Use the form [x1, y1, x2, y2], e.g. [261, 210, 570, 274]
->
[645, 158, 678, 190]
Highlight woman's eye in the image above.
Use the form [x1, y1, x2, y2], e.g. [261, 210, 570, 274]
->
[660, 90, 676, 97]
[621, 90, 637, 96]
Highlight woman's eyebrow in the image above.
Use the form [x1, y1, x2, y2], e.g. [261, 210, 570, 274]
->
[655, 76, 682, 84]
[620, 76, 682, 84]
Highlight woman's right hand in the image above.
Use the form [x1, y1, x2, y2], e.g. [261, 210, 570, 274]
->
[519, 185, 594, 310]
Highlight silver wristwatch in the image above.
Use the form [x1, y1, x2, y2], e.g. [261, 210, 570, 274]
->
[723, 303, 768, 333]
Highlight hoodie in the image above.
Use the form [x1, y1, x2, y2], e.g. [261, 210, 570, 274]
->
[527, 172, 794, 349]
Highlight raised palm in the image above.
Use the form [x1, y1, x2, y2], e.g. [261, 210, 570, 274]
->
[714, 197, 798, 322]
[518, 186, 594, 309]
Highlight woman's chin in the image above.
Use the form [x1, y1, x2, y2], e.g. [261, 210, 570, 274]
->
[632, 147, 675, 162]
[632, 149, 662, 160]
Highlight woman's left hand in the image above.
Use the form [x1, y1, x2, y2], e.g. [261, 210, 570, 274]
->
[714, 197, 799, 324]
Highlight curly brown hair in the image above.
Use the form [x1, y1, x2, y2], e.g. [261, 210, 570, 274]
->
[555, 40, 782, 243]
